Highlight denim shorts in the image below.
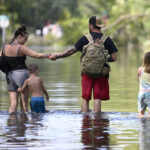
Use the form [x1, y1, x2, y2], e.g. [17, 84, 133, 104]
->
[138, 92, 150, 112]
[30, 97, 46, 113]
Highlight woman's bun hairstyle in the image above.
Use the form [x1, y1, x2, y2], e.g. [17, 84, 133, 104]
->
[19, 24, 27, 32]
[9, 24, 28, 44]
[14, 24, 28, 38]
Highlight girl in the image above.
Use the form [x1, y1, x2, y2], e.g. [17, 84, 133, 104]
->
[137, 52, 150, 118]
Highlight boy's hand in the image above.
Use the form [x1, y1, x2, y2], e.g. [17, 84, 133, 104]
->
[18, 88, 22, 92]
[46, 95, 49, 101]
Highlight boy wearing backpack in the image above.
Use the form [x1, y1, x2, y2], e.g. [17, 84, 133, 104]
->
[49, 16, 118, 113]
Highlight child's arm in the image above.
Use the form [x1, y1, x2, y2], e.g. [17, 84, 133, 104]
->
[137, 67, 142, 82]
[40, 78, 49, 101]
[18, 80, 28, 92]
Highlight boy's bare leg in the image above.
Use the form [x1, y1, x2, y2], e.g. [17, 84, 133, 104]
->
[94, 99, 101, 113]
[81, 99, 89, 112]
[148, 111, 150, 117]
[138, 110, 145, 118]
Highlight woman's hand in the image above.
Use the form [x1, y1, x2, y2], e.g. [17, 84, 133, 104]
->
[48, 53, 58, 61]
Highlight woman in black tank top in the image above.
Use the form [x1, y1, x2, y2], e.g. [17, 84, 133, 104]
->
[0, 25, 51, 114]
[3, 44, 27, 72]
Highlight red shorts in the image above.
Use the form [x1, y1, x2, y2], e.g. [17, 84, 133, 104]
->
[81, 74, 109, 101]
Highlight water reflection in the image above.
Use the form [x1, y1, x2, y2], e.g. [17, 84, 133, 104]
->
[28, 113, 45, 138]
[6, 113, 28, 142]
[0, 111, 141, 150]
[81, 113, 109, 149]
[139, 118, 150, 150]
[4, 113, 28, 150]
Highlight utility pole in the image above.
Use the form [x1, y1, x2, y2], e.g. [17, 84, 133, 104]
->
[0, 15, 9, 44]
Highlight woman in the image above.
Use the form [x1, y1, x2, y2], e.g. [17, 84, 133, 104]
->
[0, 24, 51, 114]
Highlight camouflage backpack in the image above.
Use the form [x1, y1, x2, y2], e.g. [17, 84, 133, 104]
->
[80, 34, 110, 77]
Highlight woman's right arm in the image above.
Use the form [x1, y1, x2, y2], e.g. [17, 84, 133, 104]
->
[21, 45, 50, 58]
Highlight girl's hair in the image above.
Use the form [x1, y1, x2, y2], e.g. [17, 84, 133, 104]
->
[143, 52, 150, 73]
[28, 64, 39, 73]
[10, 24, 28, 44]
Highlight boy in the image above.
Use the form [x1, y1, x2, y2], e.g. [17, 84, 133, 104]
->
[18, 64, 49, 113]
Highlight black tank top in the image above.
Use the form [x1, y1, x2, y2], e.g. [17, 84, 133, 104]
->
[4, 44, 27, 72]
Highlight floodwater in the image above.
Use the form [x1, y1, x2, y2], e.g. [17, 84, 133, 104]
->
[0, 46, 148, 150]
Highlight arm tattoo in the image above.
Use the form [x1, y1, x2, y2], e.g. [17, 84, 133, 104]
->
[57, 46, 77, 58]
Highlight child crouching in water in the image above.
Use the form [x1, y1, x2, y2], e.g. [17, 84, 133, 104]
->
[137, 52, 150, 118]
[18, 64, 49, 113]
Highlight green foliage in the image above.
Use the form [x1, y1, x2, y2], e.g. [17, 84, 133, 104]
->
[59, 9, 88, 45]
[0, 0, 150, 48]
[3, 0, 78, 30]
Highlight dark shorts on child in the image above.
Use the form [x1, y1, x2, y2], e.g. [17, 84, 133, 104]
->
[81, 73, 109, 101]
[30, 97, 46, 113]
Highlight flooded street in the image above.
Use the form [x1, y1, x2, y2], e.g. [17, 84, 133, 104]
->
[0, 48, 147, 150]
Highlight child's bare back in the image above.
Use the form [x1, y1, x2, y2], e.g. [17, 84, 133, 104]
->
[27, 76, 44, 97]
[18, 64, 49, 101]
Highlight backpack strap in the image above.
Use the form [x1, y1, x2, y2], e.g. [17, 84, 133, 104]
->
[99, 35, 108, 43]
[84, 33, 93, 42]
[85, 33, 108, 43]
